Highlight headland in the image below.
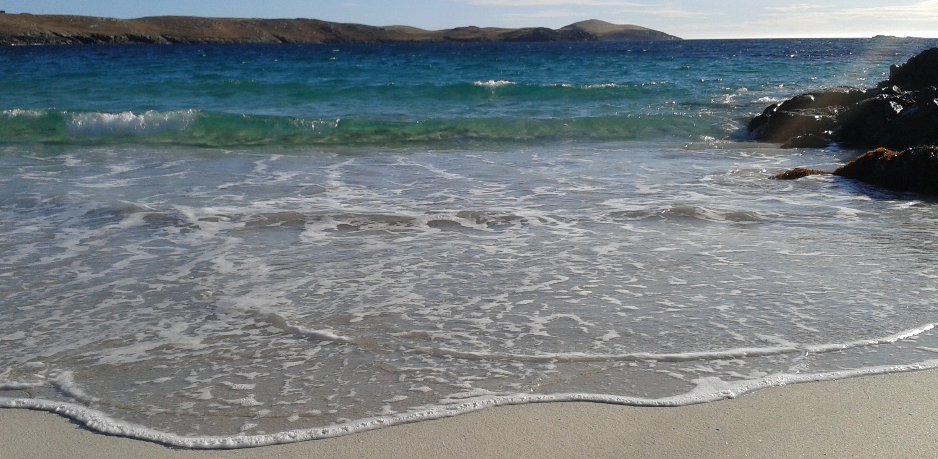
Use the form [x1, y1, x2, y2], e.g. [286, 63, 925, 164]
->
[0, 15, 680, 45]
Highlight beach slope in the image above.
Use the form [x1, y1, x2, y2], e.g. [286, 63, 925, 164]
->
[3, 370, 937, 458]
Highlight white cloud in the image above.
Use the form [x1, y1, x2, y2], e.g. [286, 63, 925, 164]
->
[455, 0, 711, 19]
[701, 1, 938, 39]
[765, 4, 831, 14]
[765, 0, 938, 21]
[499, 10, 584, 19]
[753, 0, 938, 34]
[619, 6, 712, 18]
[840, 0, 938, 19]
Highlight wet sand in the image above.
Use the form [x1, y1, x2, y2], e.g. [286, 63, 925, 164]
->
[3, 369, 938, 458]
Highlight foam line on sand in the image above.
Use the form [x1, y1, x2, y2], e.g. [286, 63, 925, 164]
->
[3, 369, 938, 458]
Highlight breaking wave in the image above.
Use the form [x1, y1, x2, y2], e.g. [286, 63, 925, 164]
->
[0, 109, 717, 147]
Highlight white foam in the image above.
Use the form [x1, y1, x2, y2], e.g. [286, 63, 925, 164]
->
[243, 310, 354, 343]
[755, 96, 782, 103]
[51, 372, 98, 404]
[4, 142, 938, 446]
[582, 83, 621, 89]
[805, 323, 937, 353]
[68, 110, 197, 137]
[0, 382, 46, 390]
[2, 108, 46, 118]
[473, 80, 515, 88]
[397, 323, 938, 363]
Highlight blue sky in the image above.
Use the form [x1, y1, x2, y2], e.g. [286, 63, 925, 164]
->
[7, 0, 938, 39]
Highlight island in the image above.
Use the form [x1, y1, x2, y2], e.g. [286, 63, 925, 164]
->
[0, 15, 681, 45]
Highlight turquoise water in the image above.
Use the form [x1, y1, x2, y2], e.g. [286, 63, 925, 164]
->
[3, 39, 934, 146]
[2, 39, 938, 447]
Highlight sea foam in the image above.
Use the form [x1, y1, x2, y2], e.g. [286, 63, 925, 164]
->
[472, 80, 515, 88]
[68, 110, 198, 136]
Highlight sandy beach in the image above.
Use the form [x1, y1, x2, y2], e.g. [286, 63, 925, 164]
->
[3, 369, 937, 458]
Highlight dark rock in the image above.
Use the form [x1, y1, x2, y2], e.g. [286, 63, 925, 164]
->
[915, 86, 938, 104]
[747, 103, 777, 134]
[750, 109, 838, 143]
[880, 47, 938, 91]
[781, 134, 831, 149]
[748, 89, 851, 143]
[870, 85, 909, 98]
[776, 94, 819, 112]
[881, 95, 938, 149]
[777, 87, 869, 111]
[772, 168, 830, 180]
[834, 146, 938, 195]
[834, 95, 909, 146]
[749, 48, 938, 151]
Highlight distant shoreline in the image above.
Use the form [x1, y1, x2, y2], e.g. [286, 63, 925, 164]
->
[0, 15, 680, 46]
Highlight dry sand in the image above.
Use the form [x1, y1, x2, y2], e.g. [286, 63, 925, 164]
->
[2, 369, 938, 458]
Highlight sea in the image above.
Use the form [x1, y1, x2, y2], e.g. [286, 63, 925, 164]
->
[2, 38, 938, 448]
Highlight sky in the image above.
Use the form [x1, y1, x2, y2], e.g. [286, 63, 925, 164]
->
[6, 0, 938, 39]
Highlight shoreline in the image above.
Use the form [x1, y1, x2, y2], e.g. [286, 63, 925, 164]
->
[4, 369, 938, 458]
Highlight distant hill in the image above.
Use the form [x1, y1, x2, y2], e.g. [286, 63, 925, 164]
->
[0, 14, 681, 45]
[560, 20, 680, 41]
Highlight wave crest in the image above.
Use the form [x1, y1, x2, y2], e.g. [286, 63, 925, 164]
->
[0, 109, 713, 147]
[68, 110, 198, 137]
[472, 80, 515, 88]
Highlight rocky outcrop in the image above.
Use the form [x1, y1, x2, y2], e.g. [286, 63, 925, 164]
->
[880, 47, 938, 92]
[762, 48, 938, 195]
[833, 146, 938, 195]
[749, 48, 938, 150]
[772, 147, 938, 195]
[0, 14, 680, 45]
[771, 168, 829, 180]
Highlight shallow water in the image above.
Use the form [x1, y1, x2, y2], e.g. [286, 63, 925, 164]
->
[2, 39, 938, 447]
